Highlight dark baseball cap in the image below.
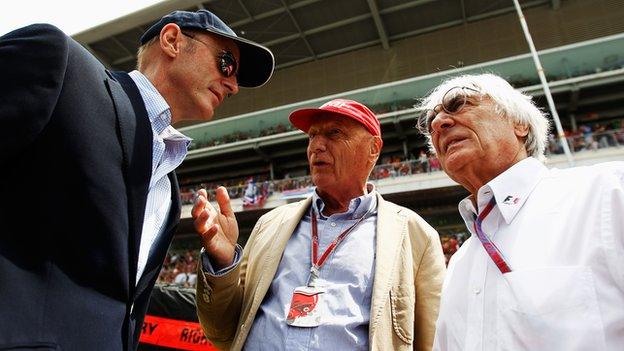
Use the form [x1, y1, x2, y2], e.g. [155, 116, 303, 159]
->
[140, 9, 274, 88]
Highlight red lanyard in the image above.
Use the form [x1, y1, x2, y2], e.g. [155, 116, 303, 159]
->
[309, 207, 369, 282]
[473, 197, 512, 274]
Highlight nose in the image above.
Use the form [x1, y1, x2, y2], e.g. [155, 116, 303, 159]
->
[430, 111, 455, 134]
[223, 76, 239, 96]
[308, 134, 327, 154]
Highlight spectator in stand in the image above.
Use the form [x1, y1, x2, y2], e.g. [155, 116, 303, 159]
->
[429, 156, 441, 172]
[418, 73, 624, 350]
[418, 150, 430, 173]
[0, 9, 274, 350]
[157, 249, 200, 287]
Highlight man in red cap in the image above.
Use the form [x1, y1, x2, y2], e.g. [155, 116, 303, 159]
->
[192, 99, 446, 350]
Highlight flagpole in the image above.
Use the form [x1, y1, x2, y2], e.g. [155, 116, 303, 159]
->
[512, 0, 574, 166]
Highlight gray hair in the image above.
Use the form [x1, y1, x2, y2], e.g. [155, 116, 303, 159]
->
[416, 73, 551, 162]
[136, 36, 158, 71]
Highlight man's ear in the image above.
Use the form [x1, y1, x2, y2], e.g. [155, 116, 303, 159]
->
[514, 123, 529, 138]
[159, 23, 183, 58]
[370, 136, 382, 160]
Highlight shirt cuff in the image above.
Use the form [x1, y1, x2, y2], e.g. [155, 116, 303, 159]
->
[201, 245, 242, 276]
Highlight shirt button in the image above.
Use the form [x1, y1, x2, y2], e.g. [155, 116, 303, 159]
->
[474, 288, 481, 295]
[241, 323, 245, 330]
[330, 222, 336, 227]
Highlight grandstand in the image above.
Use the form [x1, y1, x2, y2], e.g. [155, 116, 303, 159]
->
[73, 0, 624, 275]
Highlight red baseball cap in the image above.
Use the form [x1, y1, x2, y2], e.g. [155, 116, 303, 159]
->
[289, 99, 382, 137]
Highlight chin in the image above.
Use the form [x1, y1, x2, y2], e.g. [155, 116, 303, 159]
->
[197, 100, 216, 121]
[311, 175, 331, 189]
[441, 154, 471, 176]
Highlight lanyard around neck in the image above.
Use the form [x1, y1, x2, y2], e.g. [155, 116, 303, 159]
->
[473, 197, 512, 274]
[309, 207, 369, 280]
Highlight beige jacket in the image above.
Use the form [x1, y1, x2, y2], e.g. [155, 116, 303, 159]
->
[196, 193, 446, 350]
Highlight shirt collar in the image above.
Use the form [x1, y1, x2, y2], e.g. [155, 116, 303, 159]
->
[458, 157, 548, 225]
[128, 70, 172, 135]
[312, 183, 377, 220]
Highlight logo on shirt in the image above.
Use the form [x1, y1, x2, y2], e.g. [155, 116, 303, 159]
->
[503, 195, 520, 205]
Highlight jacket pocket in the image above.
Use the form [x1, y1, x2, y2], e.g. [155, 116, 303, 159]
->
[389, 288, 414, 344]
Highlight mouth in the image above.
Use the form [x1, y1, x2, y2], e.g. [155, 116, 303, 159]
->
[208, 88, 223, 105]
[311, 160, 331, 168]
[443, 136, 468, 154]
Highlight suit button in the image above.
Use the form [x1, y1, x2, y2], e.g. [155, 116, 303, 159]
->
[241, 323, 245, 330]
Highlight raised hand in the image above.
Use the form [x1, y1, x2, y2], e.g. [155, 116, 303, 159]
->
[191, 187, 239, 269]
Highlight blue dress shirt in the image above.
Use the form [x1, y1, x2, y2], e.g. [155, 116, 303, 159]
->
[203, 186, 378, 350]
[129, 70, 191, 283]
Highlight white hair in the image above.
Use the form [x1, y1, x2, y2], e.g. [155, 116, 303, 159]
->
[416, 73, 551, 162]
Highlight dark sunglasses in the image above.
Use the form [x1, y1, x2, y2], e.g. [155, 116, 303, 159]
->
[182, 32, 238, 78]
[421, 86, 481, 133]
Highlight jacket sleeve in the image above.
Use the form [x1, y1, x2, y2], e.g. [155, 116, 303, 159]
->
[196, 217, 264, 350]
[0, 24, 68, 165]
[411, 217, 446, 351]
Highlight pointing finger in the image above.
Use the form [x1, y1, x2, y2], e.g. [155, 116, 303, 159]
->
[192, 193, 207, 219]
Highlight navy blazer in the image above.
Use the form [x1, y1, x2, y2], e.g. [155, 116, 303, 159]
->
[0, 24, 180, 350]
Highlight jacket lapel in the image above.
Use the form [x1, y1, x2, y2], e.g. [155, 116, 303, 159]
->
[369, 194, 407, 337]
[133, 172, 181, 299]
[104, 74, 134, 174]
[107, 71, 153, 290]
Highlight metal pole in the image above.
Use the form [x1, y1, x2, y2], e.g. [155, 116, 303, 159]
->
[512, 0, 574, 166]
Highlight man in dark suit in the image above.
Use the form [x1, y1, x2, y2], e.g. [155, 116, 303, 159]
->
[0, 9, 274, 351]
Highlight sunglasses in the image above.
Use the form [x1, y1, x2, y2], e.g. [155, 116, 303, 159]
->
[182, 32, 238, 79]
[421, 86, 481, 133]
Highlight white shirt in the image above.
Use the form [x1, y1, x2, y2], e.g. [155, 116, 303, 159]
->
[434, 157, 624, 351]
[128, 71, 191, 283]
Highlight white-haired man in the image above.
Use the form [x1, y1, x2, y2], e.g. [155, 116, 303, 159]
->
[417, 73, 624, 351]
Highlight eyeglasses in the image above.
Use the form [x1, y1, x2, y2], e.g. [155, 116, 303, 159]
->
[420, 86, 481, 133]
[182, 32, 238, 79]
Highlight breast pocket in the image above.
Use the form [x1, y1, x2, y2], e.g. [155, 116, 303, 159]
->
[496, 266, 606, 351]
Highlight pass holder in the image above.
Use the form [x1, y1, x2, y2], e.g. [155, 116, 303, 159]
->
[286, 285, 326, 327]
[286, 206, 370, 328]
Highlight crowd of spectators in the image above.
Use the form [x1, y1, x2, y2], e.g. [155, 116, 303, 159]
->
[440, 234, 466, 266]
[156, 249, 198, 288]
[370, 151, 441, 180]
[188, 123, 294, 150]
[179, 175, 273, 205]
[180, 120, 624, 208]
[548, 120, 624, 154]
[273, 175, 314, 193]
[258, 123, 294, 137]
[179, 152, 443, 205]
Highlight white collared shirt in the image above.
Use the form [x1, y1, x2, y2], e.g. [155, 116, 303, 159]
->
[434, 157, 624, 351]
[128, 70, 191, 283]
